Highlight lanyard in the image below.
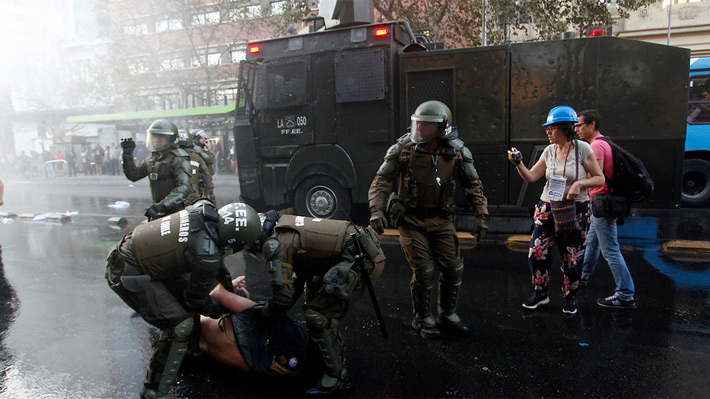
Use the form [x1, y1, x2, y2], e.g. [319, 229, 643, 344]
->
[553, 142, 573, 177]
[430, 154, 441, 186]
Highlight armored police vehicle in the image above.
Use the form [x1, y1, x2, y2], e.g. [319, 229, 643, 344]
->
[233, 19, 689, 222]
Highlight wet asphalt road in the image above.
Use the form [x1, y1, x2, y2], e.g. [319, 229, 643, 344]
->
[0, 176, 709, 398]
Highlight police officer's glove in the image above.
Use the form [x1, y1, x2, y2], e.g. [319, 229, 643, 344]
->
[369, 206, 386, 235]
[145, 203, 167, 220]
[473, 214, 488, 242]
[199, 300, 227, 319]
[120, 138, 136, 156]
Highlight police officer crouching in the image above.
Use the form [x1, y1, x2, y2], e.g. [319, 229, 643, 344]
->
[105, 200, 263, 398]
[238, 212, 386, 395]
[368, 100, 489, 339]
[121, 119, 194, 220]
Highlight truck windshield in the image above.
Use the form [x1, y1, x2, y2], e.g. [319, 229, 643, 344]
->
[261, 61, 307, 109]
[689, 75, 710, 124]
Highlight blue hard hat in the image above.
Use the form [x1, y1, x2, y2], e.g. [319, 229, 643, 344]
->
[541, 105, 578, 127]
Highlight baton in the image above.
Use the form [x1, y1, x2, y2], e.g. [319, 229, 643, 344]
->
[350, 231, 389, 340]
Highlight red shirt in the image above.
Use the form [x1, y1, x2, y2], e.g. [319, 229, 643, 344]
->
[589, 134, 613, 199]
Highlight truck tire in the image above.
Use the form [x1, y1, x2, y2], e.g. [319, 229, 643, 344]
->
[681, 159, 710, 208]
[294, 175, 351, 219]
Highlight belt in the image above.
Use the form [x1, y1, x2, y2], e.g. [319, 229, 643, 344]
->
[406, 208, 443, 219]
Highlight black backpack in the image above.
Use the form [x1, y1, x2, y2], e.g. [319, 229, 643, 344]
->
[597, 136, 654, 203]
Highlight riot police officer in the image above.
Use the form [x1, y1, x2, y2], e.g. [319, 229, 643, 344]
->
[121, 119, 193, 220]
[249, 214, 386, 395]
[105, 201, 263, 398]
[368, 100, 488, 339]
[177, 129, 210, 204]
[191, 130, 216, 200]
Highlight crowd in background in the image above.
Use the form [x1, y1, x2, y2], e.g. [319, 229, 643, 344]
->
[0, 137, 238, 179]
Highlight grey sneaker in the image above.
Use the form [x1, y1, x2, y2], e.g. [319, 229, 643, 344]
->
[597, 293, 636, 309]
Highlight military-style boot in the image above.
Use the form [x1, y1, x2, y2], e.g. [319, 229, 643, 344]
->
[410, 260, 440, 339]
[142, 317, 194, 399]
[438, 258, 469, 335]
[304, 310, 352, 396]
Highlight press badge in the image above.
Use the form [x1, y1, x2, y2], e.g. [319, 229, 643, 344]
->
[548, 175, 566, 201]
[149, 173, 159, 181]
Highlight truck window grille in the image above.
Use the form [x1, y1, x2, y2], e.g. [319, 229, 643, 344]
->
[335, 48, 386, 103]
[406, 69, 454, 118]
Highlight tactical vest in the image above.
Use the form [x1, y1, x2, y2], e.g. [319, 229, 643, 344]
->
[147, 148, 186, 203]
[132, 209, 193, 279]
[195, 146, 215, 175]
[186, 151, 203, 201]
[398, 144, 458, 214]
[274, 215, 355, 269]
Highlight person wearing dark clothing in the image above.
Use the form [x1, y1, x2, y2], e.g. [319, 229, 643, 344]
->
[121, 119, 193, 221]
[105, 201, 264, 398]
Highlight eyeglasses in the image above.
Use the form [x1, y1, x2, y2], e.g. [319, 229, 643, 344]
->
[574, 122, 588, 128]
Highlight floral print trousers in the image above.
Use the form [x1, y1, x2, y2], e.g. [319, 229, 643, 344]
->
[528, 200, 590, 298]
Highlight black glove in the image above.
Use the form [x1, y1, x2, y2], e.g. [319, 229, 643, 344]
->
[369, 206, 387, 235]
[145, 203, 167, 220]
[120, 138, 136, 156]
[199, 300, 227, 319]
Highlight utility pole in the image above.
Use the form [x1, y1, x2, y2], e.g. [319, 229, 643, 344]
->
[482, 0, 487, 46]
[667, 1, 672, 45]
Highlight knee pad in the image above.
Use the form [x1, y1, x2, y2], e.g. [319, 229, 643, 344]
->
[440, 258, 464, 281]
[412, 259, 436, 285]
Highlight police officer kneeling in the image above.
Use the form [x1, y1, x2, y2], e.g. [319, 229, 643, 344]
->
[242, 213, 386, 396]
[368, 100, 489, 339]
[105, 200, 262, 398]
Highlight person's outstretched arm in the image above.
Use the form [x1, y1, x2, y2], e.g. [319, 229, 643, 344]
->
[209, 276, 256, 314]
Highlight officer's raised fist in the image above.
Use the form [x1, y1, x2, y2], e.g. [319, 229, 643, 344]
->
[120, 138, 136, 155]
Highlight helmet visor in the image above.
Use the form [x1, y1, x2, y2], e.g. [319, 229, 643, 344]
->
[147, 131, 173, 152]
[411, 120, 440, 144]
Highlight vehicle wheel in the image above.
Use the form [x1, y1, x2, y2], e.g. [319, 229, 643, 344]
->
[294, 175, 351, 219]
[681, 159, 710, 208]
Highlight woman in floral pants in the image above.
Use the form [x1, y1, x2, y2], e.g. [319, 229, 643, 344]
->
[507, 106, 603, 315]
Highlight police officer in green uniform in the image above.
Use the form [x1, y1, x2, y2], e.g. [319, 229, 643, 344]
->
[191, 130, 216, 200]
[368, 100, 488, 339]
[105, 201, 263, 398]
[121, 119, 194, 220]
[249, 214, 386, 395]
[177, 130, 210, 204]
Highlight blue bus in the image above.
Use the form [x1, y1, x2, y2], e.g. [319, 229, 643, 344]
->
[684, 57, 710, 207]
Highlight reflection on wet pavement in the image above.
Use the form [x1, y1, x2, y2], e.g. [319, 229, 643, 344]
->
[0, 179, 708, 397]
